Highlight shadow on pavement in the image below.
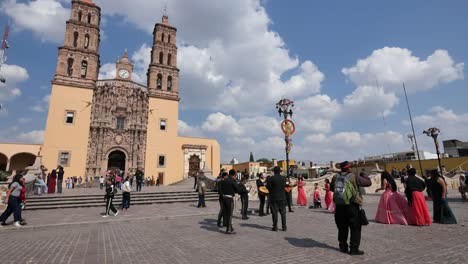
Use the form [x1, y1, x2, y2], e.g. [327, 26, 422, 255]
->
[199, 218, 224, 233]
[285, 237, 337, 251]
[239, 223, 271, 231]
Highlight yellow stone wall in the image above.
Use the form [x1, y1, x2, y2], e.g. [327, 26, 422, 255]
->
[42, 84, 94, 177]
[383, 157, 468, 175]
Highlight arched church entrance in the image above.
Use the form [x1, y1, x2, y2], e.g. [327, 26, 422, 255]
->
[108, 150, 126, 171]
[9, 152, 36, 172]
[0, 153, 7, 171]
[188, 155, 201, 177]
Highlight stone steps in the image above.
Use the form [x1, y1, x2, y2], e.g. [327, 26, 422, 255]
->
[24, 191, 219, 210]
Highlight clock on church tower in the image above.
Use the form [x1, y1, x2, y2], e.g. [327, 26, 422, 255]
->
[116, 50, 134, 81]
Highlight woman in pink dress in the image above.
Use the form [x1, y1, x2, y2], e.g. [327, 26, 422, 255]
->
[405, 168, 431, 226]
[323, 179, 333, 210]
[375, 171, 409, 225]
[47, 169, 57, 194]
[296, 176, 307, 206]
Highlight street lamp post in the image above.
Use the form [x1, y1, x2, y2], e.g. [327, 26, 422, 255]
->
[423, 127, 443, 173]
[276, 99, 295, 180]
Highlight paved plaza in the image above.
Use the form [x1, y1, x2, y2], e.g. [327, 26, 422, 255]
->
[0, 191, 467, 264]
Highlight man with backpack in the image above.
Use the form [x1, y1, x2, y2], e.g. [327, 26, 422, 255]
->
[331, 161, 371, 255]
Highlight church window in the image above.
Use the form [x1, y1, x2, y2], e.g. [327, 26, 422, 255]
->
[158, 155, 166, 167]
[167, 76, 172, 91]
[116, 117, 125, 130]
[168, 35, 171, 43]
[59, 152, 70, 167]
[159, 52, 164, 64]
[73, 32, 79, 47]
[160, 119, 167, 131]
[162, 33, 165, 42]
[87, 14, 92, 24]
[167, 54, 172, 66]
[65, 111, 75, 124]
[78, 11, 82, 22]
[157, 74, 162, 89]
[80, 60, 88, 78]
[84, 34, 90, 49]
[67, 58, 74, 76]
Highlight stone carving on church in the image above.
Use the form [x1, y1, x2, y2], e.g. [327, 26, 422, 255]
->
[85, 81, 149, 177]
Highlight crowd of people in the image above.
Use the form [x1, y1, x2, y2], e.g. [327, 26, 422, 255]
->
[210, 161, 459, 256]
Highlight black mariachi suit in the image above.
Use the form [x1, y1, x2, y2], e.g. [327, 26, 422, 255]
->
[256, 179, 266, 215]
[267, 174, 287, 230]
[285, 179, 294, 212]
[104, 184, 117, 216]
[220, 177, 242, 233]
[239, 183, 249, 219]
[216, 178, 225, 227]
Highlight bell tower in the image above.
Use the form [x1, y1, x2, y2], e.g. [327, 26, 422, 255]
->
[43, 0, 101, 180]
[147, 15, 179, 100]
[53, 0, 101, 89]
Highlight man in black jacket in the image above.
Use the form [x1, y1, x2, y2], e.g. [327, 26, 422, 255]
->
[216, 172, 228, 227]
[240, 178, 249, 219]
[135, 168, 144, 192]
[267, 166, 287, 231]
[220, 169, 242, 234]
[256, 173, 266, 216]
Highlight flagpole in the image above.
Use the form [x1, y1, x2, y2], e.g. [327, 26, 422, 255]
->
[403, 82, 424, 176]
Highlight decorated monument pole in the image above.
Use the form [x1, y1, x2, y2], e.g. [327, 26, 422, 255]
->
[276, 99, 295, 180]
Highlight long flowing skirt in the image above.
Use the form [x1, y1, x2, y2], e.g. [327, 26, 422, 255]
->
[408, 191, 431, 226]
[325, 191, 333, 209]
[433, 198, 457, 224]
[296, 187, 307, 206]
[328, 200, 335, 213]
[48, 179, 56, 194]
[375, 190, 409, 225]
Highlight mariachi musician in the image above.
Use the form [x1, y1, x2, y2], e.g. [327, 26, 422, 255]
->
[285, 175, 295, 212]
[256, 173, 267, 216]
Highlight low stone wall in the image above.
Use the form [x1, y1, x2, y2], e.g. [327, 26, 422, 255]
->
[0, 184, 7, 211]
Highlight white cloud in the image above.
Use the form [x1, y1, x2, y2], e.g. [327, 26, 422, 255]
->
[18, 118, 32, 124]
[341, 85, 399, 119]
[15, 130, 45, 144]
[1, 0, 69, 44]
[0, 64, 28, 103]
[178, 120, 204, 138]
[201, 112, 244, 136]
[295, 95, 341, 133]
[413, 106, 468, 144]
[342, 47, 464, 94]
[30, 94, 51, 113]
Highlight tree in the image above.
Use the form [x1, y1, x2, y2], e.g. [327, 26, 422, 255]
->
[256, 158, 271, 163]
[249, 152, 254, 162]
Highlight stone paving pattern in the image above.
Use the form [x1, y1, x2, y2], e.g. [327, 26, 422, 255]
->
[0, 191, 467, 264]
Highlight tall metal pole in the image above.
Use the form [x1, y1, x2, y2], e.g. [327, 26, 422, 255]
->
[403, 83, 424, 176]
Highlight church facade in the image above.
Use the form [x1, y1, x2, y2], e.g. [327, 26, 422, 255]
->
[0, 0, 220, 184]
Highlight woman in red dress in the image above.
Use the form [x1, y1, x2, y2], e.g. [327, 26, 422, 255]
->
[296, 176, 307, 206]
[47, 169, 57, 194]
[375, 171, 409, 225]
[323, 179, 333, 210]
[405, 168, 431, 226]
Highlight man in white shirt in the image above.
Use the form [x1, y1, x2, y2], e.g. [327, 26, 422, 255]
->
[122, 177, 131, 210]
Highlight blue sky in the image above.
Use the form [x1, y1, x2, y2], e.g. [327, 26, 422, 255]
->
[0, 0, 467, 163]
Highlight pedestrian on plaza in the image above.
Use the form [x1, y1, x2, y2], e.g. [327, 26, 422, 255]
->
[220, 169, 242, 234]
[57, 166, 65, 193]
[324, 178, 333, 210]
[313, 183, 322, 208]
[429, 170, 457, 224]
[256, 173, 267, 216]
[459, 175, 467, 200]
[216, 172, 228, 227]
[265, 174, 271, 215]
[121, 176, 131, 211]
[78, 176, 82, 188]
[135, 168, 144, 192]
[103, 179, 118, 217]
[331, 161, 372, 255]
[405, 168, 431, 226]
[285, 177, 294, 213]
[374, 171, 409, 225]
[296, 175, 307, 206]
[1, 174, 27, 227]
[47, 169, 57, 194]
[239, 178, 250, 219]
[35, 172, 48, 194]
[267, 166, 287, 232]
[71, 176, 75, 189]
[197, 179, 207, 208]
[99, 176, 104, 189]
